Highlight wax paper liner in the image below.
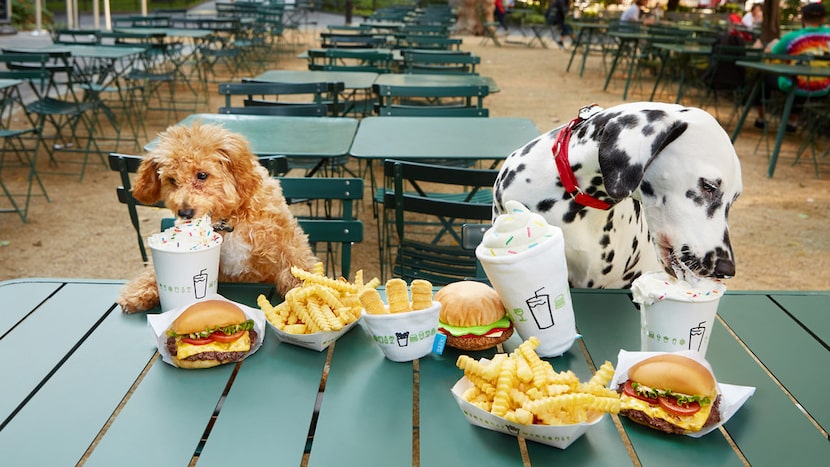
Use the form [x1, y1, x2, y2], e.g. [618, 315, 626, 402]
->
[451, 360, 605, 449]
[147, 293, 267, 368]
[610, 350, 756, 438]
[267, 317, 361, 352]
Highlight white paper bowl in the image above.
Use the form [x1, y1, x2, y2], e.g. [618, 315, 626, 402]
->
[451, 377, 604, 449]
[361, 301, 441, 362]
[266, 317, 361, 352]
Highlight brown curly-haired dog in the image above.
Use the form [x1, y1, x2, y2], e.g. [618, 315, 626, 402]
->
[116, 122, 316, 313]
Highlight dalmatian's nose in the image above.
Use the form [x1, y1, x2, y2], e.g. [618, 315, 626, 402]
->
[714, 259, 735, 279]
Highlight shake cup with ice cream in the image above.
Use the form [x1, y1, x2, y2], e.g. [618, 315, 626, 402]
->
[148, 215, 223, 311]
[631, 271, 727, 356]
[475, 200, 577, 357]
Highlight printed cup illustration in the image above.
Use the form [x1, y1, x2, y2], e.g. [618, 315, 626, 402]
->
[361, 301, 441, 362]
[476, 201, 577, 357]
[631, 272, 727, 356]
[147, 216, 223, 312]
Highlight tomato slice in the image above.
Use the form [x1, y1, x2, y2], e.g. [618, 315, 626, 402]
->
[658, 396, 701, 416]
[210, 330, 244, 343]
[623, 380, 659, 404]
[182, 336, 214, 345]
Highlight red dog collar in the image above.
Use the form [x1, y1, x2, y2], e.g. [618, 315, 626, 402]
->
[552, 115, 611, 211]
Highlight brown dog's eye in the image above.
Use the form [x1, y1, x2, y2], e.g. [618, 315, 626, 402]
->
[168, 177, 177, 187]
[197, 172, 209, 181]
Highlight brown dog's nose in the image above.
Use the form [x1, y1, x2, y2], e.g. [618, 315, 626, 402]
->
[178, 208, 195, 219]
[714, 259, 735, 278]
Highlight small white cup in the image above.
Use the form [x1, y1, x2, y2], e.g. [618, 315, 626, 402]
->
[632, 272, 726, 356]
[362, 301, 441, 362]
[149, 238, 222, 312]
[639, 296, 723, 355]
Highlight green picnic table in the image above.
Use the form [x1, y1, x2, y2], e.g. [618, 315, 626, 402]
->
[2, 279, 827, 465]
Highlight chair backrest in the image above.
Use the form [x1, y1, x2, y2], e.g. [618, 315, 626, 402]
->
[381, 159, 496, 284]
[51, 29, 101, 45]
[320, 32, 387, 49]
[402, 50, 480, 74]
[279, 177, 364, 280]
[395, 35, 462, 50]
[218, 81, 343, 116]
[307, 48, 394, 73]
[109, 153, 288, 262]
[373, 82, 489, 117]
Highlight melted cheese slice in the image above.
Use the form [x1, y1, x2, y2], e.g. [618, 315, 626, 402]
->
[176, 333, 251, 360]
[620, 393, 712, 432]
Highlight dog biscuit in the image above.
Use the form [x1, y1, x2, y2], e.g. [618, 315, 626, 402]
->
[409, 279, 433, 310]
[359, 288, 387, 315]
[386, 278, 411, 313]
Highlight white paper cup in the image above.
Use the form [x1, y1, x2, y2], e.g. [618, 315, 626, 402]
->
[476, 232, 577, 357]
[639, 296, 722, 355]
[361, 301, 441, 362]
[149, 238, 222, 312]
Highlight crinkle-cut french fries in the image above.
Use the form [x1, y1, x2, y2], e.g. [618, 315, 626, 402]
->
[258, 263, 379, 334]
[456, 337, 620, 426]
[358, 278, 434, 315]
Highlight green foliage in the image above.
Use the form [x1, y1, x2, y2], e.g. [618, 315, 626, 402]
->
[12, 0, 54, 30]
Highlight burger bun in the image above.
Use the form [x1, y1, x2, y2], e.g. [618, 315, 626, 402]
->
[435, 281, 512, 351]
[628, 354, 717, 398]
[172, 300, 246, 335]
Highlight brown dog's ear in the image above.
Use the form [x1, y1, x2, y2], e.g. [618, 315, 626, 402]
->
[220, 132, 263, 201]
[133, 157, 163, 205]
[598, 115, 688, 200]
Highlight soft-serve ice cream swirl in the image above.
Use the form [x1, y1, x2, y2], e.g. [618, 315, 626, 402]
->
[148, 215, 223, 252]
[480, 200, 558, 256]
[631, 271, 726, 305]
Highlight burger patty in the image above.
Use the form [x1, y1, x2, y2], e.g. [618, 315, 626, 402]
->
[166, 330, 258, 362]
[619, 394, 722, 434]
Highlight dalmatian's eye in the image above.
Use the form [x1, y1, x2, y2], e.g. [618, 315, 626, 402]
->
[196, 172, 209, 181]
[701, 179, 718, 193]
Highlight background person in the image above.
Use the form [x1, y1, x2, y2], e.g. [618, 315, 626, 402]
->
[755, 2, 830, 131]
[620, 0, 655, 24]
[742, 3, 763, 29]
[546, 0, 576, 48]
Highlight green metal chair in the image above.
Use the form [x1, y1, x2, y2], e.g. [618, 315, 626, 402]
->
[402, 50, 481, 75]
[279, 177, 364, 280]
[379, 159, 497, 283]
[373, 82, 489, 117]
[306, 49, 394, 73]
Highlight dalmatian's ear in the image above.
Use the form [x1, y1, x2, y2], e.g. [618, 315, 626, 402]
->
[598, 116, 688, 199]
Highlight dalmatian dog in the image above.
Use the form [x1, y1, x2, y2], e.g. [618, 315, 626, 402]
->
[493, 102, 742, 288]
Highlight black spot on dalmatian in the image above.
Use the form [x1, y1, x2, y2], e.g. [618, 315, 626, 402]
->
[642, 109, 669, 123]
[599, 234, 610, 247]
[640, 180, 655, 198]
[498, 163, 525, 192]
[586, 111, 622, 141]
[605, 250, 615, 264]
[520, 139, 540, 156]
[685, 177, 724, 219]
[651, 121, 688, 157]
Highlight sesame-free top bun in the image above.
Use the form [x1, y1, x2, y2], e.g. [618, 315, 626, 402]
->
[436, 281, 505, 327]
[172, 300, 246, 335]
[628, 354, 717, 398]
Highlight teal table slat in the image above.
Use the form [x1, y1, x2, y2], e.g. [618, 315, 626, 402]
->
[769, 293, 830, 346]
[308, 324, 413, 467]
[708, 298, 830, 465]
[1, 293, 154, 466]
[0, 280, 61, 334]
[0, 282, 124, 421]
[573, 291, 744, 466]
[525, 346, 634, 464]
[196, 332, 329, 467]
[84, 355, 236, 466]
[419, 349, 525, 466]
[717, 293, 830, 436]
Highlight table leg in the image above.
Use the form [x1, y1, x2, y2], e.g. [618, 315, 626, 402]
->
[622, 41, 639, 100]
[768, 88, 797, 177]
[731, 78, 760, 143]
[650, 50, 668, 101]
[603, 38, 625, 91]
[566, 28, 584, 72]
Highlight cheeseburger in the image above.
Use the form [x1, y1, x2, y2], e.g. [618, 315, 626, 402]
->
[435, 281, 513, 351]
[617, 354, 721, 434]
[166, 300, 257, 369]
